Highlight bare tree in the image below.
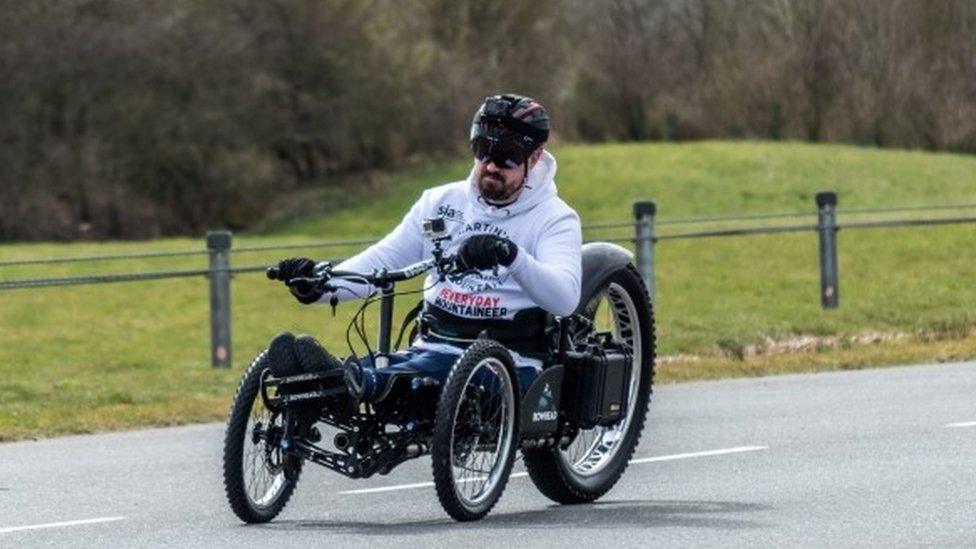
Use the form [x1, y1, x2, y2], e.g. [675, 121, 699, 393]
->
[1, 0, 975, 240]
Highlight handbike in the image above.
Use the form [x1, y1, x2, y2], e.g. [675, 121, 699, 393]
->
[222, 217, 656, 522]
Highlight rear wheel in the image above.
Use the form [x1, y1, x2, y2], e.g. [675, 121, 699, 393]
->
[223, 351, 302, 523]
[524, 265, 655, 503]
[431, 340, 520, 521]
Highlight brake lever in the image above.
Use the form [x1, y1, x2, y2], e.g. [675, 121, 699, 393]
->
[312, 261, 333, 276]
[445, 266, 480, 283]
[285, 276, 336, 294]
[437, 255, 466, 282]
[439, 254, 497, 282]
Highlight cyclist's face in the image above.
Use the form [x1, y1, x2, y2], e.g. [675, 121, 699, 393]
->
[474, 148, 543, 203]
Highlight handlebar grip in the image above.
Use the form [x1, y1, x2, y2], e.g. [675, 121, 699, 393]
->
[266, 267, 280, 280]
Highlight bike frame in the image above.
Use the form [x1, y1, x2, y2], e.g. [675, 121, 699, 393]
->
[326, 257, 436, 366]
[258, 240, 450, 479]
[260, 230, 582, 480]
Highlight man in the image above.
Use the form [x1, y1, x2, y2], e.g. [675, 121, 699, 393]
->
[274, 93, 582, 402]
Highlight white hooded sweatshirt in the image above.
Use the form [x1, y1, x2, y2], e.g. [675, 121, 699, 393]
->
[326, 151, 582, 359]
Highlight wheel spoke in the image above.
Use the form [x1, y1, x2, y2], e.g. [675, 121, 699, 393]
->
[561, 282, 643, 477]
[449, 356, 515, 508]
[240, 375, 288, 510]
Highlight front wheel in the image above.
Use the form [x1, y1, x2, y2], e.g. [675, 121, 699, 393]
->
[524, 264, 655, 503]
[431, 340, 520, 521]
[223, 351, 302, 523]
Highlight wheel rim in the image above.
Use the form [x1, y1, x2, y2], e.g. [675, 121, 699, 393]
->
[449, 357, 516, 509]
[560, 281, 643, 477]
[242, 370, 288, 509]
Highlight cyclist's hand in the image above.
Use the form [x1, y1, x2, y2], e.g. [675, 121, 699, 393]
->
[276, 257, 316, 282]
[289, 278, 324, 304]
[456, 235, 518, 271]
[275, 257, 324, 304]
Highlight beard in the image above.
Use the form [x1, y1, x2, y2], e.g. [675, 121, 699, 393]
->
[477, 172, 512, 202]
[478, 165, 524, 206]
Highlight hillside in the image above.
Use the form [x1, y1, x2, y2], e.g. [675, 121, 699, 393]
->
[1, 141, 974, 439]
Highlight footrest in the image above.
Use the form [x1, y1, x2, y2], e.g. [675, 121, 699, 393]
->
[266, 371, 341, 385]
[272, 386, 349, 406]
[260, 369, 347, 409]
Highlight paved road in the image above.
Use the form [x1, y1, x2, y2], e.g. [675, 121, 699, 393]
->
[2, 361, 975, 548]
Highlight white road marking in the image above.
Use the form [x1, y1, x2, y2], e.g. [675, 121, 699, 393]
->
[0, 516, 127, 535]
[337, 445, 767, 495]
[337, 473, 531, 495]
[339, 480, 433, 494]
[629, 445, 768, 464]
[946, 421, 976, 428]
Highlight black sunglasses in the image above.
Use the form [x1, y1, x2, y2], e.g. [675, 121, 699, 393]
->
[471, 136, 534, 169]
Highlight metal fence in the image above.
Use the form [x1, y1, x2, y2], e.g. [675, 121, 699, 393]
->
[2, 191, 974, 367]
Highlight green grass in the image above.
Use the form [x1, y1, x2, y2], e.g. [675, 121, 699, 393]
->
[2, 140, 975, 440]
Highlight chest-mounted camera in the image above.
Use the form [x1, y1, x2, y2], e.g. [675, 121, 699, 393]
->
[422, 216, 449, 241]
[423, 216, 454, 280]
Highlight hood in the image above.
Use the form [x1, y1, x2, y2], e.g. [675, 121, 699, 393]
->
[465, 150, 558, 219]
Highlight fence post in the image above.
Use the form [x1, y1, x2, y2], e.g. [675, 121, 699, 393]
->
[633, 200, 656, 303]
[816, 192, 839, 309]
[207, 230, 233, 367]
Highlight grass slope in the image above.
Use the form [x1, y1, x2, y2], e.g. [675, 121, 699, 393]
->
[1, 141, 974, 440]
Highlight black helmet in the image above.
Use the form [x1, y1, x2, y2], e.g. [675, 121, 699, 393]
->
[470, 94, 549, 169]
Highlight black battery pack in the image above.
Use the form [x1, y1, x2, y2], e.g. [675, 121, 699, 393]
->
[561, 343, 633, 428]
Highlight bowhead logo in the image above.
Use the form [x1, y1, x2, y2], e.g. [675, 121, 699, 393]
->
[532, 383, 557, 422]
[532, 410, 558, 422]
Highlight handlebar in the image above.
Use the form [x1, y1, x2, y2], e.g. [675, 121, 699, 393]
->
[267, 217, 478, 293]
[266, 261, 333, 281]
[267, 255, 475, 293]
